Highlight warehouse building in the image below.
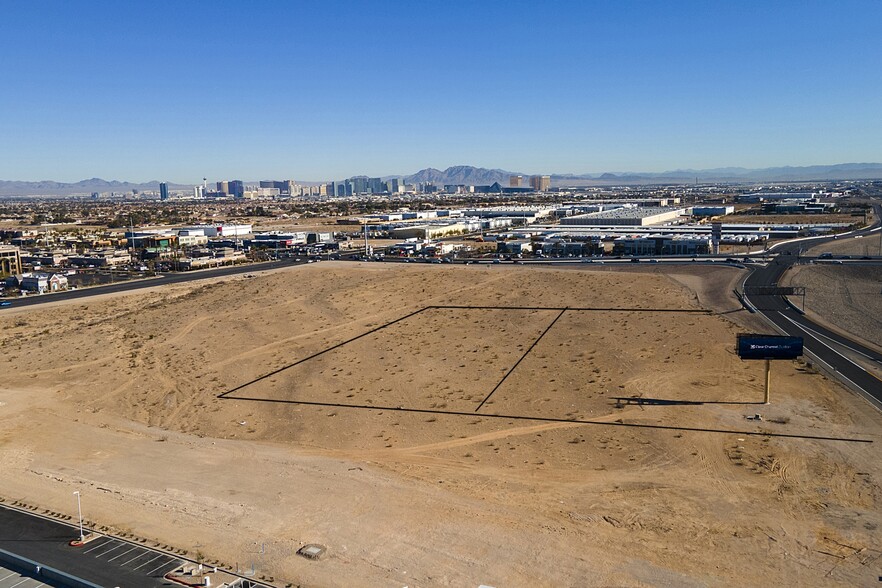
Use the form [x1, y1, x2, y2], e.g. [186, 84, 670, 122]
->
[560, 207, 687, 227]
[390, 222, 471, 240]
[691, 206, 735, 217]
[496, 240, 533, 255]
[537, 239, 604, 257]
[612, 235, 710, 256]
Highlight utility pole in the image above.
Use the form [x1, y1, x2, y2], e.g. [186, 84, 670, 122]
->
[73, 491, 84, 541]
[363, 222, 371, 257]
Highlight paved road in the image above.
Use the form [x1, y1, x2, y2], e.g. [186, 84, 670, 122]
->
[3, 256, 314, 309]
[0, 505, 180, 587]
[742, 204, 882, 407]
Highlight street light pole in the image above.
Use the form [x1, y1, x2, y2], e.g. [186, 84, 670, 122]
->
[73, 491, 84, 541]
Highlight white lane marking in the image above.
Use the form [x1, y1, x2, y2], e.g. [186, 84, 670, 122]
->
[785, 316, 880, 362]
[131, 553, 165, 570]
[777, 313, 876, 398]
[802, 348, 882, 411]
[9, 578, 31, 588]
[0, 572, 18, 581]
[107, 545, 139, 562]
[145, 558, 180, 576]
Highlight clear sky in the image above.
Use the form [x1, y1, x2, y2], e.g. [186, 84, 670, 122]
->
[1, 0, 880, 183]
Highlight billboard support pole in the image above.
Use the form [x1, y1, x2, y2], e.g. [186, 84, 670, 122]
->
[764, 359, 771, 404]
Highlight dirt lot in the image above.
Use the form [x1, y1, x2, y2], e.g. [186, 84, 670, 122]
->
[252, 216, 350, 233]
[1, 263, 880, 587]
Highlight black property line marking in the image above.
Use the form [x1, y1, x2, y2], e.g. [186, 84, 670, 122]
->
[218, 304, 713, 400]
[218, 396, 873, 444]
[474, 307, 569, 412]
[218, 306, 429, 398]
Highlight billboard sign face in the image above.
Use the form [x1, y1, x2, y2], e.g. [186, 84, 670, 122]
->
[736, 334, 803, 360]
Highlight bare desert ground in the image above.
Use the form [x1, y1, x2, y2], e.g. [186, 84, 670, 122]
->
[1, 262, 880, 587]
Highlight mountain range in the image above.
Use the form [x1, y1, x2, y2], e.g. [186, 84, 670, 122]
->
[0, 178, 189, 197]
[549, 163, 882, 185]
[2, 163, 882, 196]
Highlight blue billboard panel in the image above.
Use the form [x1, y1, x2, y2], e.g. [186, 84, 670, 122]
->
[736, 334, 803, 360]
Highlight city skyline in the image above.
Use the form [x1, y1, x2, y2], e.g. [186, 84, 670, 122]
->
[2, 1, 881, 183]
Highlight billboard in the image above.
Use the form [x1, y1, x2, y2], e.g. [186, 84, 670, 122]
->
[736, 334, 803, 360]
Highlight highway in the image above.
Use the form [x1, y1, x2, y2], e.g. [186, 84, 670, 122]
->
[742, 205, 882, 407]
[3, 255, 313, 309]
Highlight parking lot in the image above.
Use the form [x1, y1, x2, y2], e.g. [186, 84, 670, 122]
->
[0, 563, 56, 588]
[77, 537, 183, 582]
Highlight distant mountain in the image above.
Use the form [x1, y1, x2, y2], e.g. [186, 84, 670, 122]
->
[402, 165, 522, 186]
[0, 178, 189, 197]
[551, 163, 882, 185]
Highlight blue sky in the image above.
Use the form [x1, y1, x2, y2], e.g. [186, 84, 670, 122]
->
[1, 1, 880, 182]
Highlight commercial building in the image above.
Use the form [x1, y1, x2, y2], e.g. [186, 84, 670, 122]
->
[390, 222, 470, 240]
[368, 177, 384, 194]
[181, 224, 252, 237]
[259, 180, 297, 196]
[174, 248, 247, 270]
[459, 206, 555, 222]
[560, 207, 687, 227]
[612, 235, 711, 256]
[247, 232, 309, 249]
[691, 206, 734, 217]
[20, 272, 68, 294]
[228, 180, 245, 198]
[761, 201, 830, 214]
[736, 192, 815, 203]
[177, 234, 209, 247]
[496, 240, 533, 255]
[510, 175, 523, 188]
[67, 249, 131, 268]
[529, 175, 551, 192]
[21, 252, 68, 267]
[537, 239, 604, 257]
[0, 245, 22, 276]
[159, 182, 169, 201]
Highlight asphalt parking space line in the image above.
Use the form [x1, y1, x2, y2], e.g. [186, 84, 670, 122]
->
[106, 545, 139, 562]
[82, 538, 113, 553]
[145, 557, 181, 576]
[131, 553, 165, 570]
[0, 572, 17, 582]
[120, 549, 156, 567]
[91, 542, 127, 558]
